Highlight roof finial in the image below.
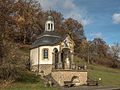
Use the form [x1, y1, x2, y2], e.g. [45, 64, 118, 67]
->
[48, 7, 52, 15]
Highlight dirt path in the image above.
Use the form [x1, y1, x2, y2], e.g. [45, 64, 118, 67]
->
[60, 86, 120, 90]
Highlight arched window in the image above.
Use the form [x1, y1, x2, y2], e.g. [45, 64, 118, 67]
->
[48, 23, 50, 30]
[43, 48, 49, 59]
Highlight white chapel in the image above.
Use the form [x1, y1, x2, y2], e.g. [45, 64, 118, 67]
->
[30, 15, 87, 86]
[30, 15, 75, 75]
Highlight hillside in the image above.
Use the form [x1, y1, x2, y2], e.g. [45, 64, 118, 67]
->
[74, 56, 120, 87]
[0, 46, 58, 90]
[1, 47, 120, 90]
[88, 65, 120, 87]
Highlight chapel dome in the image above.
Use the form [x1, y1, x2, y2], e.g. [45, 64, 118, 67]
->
[30, 15, 64, 49]
[30, 31, 63, 49]
[46, 16, 54, 21]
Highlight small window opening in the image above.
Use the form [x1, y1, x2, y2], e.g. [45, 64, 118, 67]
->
[43, 49, 48, 59]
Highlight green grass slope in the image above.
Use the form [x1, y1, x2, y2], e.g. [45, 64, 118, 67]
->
[1, 72, 58, 90]
[74, 56, 120, 87]
[1, 83, 58, 90]
[88, 65, 120, 87]
[1, 47, 120, 90]
[0, 46, 59, 90]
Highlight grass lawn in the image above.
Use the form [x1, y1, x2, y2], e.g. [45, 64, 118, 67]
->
[0, 72, 59, 90]
[1, 48, 120, 89]
[74, 56, 120, 88]
[88, 64, 120, 88]
[0, 47, 59, 90]
[1, 83, 58, 90]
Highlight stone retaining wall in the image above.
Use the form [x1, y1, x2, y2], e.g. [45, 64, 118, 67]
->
[31, 64, 52, 75]
[51, 70, 87, 86]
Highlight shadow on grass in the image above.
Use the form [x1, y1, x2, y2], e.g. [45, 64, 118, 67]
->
[1, 72, 58, 90]
[16, 72, 43, 84]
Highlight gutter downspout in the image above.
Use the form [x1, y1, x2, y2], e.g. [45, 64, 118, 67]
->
[29, 49, 31, 71]
[38, 47, 40, 75]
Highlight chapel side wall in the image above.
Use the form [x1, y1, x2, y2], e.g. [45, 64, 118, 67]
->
[38, 45, 60, 75]
[51, 71, 87, 86]
[39, 45, 60, 64]
[30, 48, 38, 71]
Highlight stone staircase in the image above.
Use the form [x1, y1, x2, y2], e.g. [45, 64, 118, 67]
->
[40, 73, 60, 88]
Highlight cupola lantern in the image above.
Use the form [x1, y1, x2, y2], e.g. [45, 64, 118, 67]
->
[45, 16, 54, 32]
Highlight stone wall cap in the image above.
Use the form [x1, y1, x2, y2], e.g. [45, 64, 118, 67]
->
[52, 69, 88, 72]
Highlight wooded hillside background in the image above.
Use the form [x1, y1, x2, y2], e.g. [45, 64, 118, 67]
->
[0, 0, 120, 80]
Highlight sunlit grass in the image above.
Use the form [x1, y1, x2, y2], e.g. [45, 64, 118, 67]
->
[74, 56, 120, 88]
[1, 56, 120, 89]
[0, 72, 59, 90]
[1, 83, 58, 90]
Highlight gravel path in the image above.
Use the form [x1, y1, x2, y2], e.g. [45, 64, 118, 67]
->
[60, 86, 120, 90]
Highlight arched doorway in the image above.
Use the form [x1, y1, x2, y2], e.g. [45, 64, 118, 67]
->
[53, 48, 58, 69]
[61, 48, 71, 69]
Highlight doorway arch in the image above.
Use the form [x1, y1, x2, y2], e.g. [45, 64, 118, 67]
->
[53, 48, 58, 69]
[61, 48, 71, 69]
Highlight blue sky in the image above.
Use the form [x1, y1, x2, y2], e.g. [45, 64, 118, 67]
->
[38, 0, 120, 45]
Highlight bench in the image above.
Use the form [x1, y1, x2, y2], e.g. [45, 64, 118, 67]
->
[64, 81, 74, 87]
[64, 76, 80, 87]
[87, 80, 98, 86]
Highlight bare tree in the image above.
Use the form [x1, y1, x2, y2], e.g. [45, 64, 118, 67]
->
[111, 43, 120, 61]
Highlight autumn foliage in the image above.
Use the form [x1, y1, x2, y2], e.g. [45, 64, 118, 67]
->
[0, 0, 120, 80]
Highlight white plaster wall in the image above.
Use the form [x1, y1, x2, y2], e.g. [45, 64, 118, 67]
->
[30, 45, 60, 66]
[30, 48, 38, 66]
[39, 45, 60, 64]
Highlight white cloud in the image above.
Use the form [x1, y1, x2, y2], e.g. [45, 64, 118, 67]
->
[90, 33, 102, 38]
[38, 0, 91, 26]
[112, 13, 120, 24]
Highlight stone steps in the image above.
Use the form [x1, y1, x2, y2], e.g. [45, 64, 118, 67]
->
[40, 73, 60, 88]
